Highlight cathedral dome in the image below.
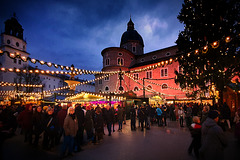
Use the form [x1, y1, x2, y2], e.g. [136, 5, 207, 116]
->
[120, 18, 144, 47]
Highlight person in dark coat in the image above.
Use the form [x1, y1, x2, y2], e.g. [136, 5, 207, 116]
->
[56, 105, 67, 145]
[220, 102, 231, 130]
[199, 110, 227, 160]
[138, 105, 146, 131]
[169, 104, 176, 121]
[85, 105, 94, 141]
[74, 104, 84, 152]
[162, 105, 168, 126]
[94, 107, 104, 144]
[42, 107, 58, 150]
[104, 104, 114, 136]
[32, 106, 44, 146]
[185, 104, 192, 128]
[117, 105, 123, 131]
[130, 105, 136, 131]
[200, 106, 208, 124]
[17, 104, 33, 144]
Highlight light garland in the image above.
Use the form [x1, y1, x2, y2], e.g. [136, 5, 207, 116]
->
[130, 58, 174, 73]
[125, 73, 186, 92]
[0, 50, 121, 75]
[0, 81, 42, 88]
[125, 72, 188, 98]
[44, 72, 117, 93]
[64, 91, 125, 102]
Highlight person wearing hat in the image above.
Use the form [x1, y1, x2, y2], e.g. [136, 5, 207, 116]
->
[199, 110, 228, 160]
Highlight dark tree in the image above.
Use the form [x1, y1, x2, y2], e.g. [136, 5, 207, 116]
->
[16, 66, 42, 93]
[175, 0, 240, 104]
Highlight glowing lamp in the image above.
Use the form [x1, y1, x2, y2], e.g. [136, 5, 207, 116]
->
[225, 36, 231, 43]
[10, 53, 16, 58]
[211, 41, 219, 48]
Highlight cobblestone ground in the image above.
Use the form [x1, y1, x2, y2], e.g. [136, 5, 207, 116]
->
[1, 120, 239, 160]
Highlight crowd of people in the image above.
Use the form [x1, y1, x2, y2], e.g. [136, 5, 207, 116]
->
[0, 101, 240, 159]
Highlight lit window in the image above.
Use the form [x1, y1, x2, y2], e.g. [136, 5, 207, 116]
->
[146, 71, 152, 79]
[104, 74, 109, 81]
[147, 85, 152, 90]
[134, 86, 139, 91]
[133, 73, 139, 80]
[117, 58, 124, 66]
[162, 84, 168, 89]
[161, 68, 168, 77]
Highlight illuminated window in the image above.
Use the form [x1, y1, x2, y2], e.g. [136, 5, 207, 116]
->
[146, 71, 152, 79]
[104, 74, 109, 81]
[161, 68, 168, 77]
[117, 58, 124, 66]
[147, 85, 152, 90]
[133, 73, 139, 80]
[162, 84, 168, 89]
[134, 86, 139, 91]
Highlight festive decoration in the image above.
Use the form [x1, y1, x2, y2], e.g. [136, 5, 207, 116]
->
[0, 50, 121, 75]
[175, 0, 240, 103]
[0, 81, 42, 87]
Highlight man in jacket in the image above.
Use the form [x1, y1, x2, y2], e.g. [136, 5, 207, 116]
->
[199, 110, 227, 160]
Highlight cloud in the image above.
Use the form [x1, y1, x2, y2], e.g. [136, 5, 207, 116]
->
[0, 0, 185, 75]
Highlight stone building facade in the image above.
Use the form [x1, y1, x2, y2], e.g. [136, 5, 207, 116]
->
[95, 18, 187, 102]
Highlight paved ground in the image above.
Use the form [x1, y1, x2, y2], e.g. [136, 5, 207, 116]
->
[1, 120, 239, 160]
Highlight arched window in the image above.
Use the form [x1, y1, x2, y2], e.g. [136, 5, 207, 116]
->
[134, 86, 139, 91]
[105, 58, 110, 66]
[147, 85, 152, 90]
[105, 86, 109, 91]
[162, 84, 168, 90]
[117, 58, 124, 66]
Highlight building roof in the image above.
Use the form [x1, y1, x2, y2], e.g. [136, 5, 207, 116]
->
[120, 18, 144, 47]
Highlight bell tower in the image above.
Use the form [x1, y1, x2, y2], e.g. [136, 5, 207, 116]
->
[0, 13, 29, 90]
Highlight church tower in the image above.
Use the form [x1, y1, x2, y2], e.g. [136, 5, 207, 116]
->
[120, 18, 144, 55]
[0, 14, 29, 90]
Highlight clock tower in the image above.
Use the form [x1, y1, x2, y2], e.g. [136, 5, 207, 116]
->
[0, 14, 29, 91]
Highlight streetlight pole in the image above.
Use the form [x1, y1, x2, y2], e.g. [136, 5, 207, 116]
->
[119, 68, 124, 91]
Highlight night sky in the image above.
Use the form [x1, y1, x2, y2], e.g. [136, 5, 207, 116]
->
[0, 0, 184, 79]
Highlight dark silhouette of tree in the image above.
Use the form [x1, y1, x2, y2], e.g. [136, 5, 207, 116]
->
[16, 66, 42, 93]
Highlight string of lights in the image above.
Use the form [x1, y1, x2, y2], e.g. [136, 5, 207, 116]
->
[125, 72, 187, 98]
[0, 50, 121, 75]
[0, 81, 43, 88]
[43, 72, 117, 93]
[124, 73, 186, 91]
